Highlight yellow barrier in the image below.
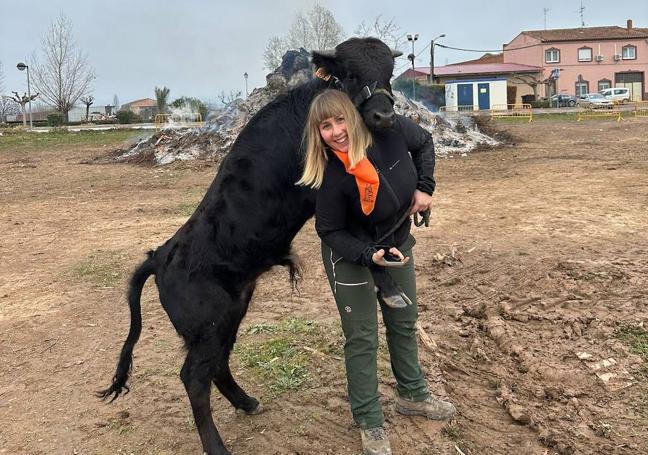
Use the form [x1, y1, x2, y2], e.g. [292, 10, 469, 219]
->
[155, 113, 203, 129]
[634, 101, 648, 117]
[490, 104, 533, 122]
[576, 107, 621, 122]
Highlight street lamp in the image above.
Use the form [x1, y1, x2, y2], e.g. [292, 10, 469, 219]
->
[429, 34, 446, 84]
[243, 72, 249, 97]
[16, 62, 33, 129]
[406, 33, 419, 100]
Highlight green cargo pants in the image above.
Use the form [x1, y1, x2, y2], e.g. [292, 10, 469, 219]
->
[321, 240, 429, 430]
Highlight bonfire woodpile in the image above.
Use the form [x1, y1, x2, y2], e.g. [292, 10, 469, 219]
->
[111, 49, 498, 166]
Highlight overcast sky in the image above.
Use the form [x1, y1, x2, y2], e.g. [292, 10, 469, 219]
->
[1, 0, 646, 107]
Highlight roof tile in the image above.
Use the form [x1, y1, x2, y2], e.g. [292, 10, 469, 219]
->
[521, 25, 648, 42]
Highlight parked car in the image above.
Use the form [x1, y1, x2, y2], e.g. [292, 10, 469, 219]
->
[599, 87, 630, 104]
[550, 94, 578, 107]
[577, 93, 614, 109]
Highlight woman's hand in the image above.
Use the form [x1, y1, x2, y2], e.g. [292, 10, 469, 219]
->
[410, 189, 432, 215]
[372, 247, 409, 266]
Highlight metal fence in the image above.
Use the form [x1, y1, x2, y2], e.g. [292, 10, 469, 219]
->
[490, 104, 533, 122]
[634, 101, 648, 118]
[155, 113, 203, 129]
[576, 108, 622, 122]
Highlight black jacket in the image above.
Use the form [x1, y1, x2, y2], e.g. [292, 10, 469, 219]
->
[315, 115, 436, 265]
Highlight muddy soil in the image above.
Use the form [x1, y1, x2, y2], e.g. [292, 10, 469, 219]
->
[1, 118, 647, 455]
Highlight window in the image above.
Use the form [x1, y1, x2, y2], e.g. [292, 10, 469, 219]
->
[578, 47, 592, 62]
[576, 81, 589, 97]
[545, 48, 560, 63]
[622, 45, 636, 60]
[598, 79, 611, 91]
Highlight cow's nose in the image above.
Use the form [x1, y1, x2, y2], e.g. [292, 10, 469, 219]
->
[372, 111, 395, 128]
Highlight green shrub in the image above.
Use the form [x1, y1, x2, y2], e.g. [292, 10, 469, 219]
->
[116, 109, 139, 124]
[47, 112, 65, 126]
[530, 99, 551, 108]
[170, 96, 209, 121]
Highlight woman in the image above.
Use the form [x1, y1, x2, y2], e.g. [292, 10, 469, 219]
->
[298, 89, 456, 455]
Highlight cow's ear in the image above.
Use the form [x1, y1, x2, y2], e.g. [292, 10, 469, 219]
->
[311, 50, 338, 75]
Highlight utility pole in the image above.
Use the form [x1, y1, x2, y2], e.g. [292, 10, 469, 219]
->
[406, 33, 418, 101]
[429, 34, 446, 84]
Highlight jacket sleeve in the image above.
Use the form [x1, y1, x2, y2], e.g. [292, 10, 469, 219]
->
[396, 114, 436, 195]
[315, 175, 376, 266]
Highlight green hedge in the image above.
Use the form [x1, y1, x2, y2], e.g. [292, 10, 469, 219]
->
[47, 112, 65, 126]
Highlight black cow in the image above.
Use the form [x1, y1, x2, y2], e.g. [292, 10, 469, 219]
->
[99, 38, 412, 455]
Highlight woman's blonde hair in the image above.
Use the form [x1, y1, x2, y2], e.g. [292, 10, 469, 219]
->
[297, 89, 373, 188]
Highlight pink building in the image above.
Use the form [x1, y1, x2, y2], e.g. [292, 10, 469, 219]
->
[504, 20, 648, 101]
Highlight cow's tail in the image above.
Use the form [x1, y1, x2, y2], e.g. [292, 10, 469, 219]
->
[278, 251, 303, 294]
[97, 251, 156, 402]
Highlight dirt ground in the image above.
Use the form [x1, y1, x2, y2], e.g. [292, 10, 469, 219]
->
[1, 117, 647, 455]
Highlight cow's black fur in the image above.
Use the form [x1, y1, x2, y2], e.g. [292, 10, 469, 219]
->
[99, 38, 405, 455]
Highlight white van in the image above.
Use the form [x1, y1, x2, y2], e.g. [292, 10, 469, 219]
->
[600, 87, 630, 104]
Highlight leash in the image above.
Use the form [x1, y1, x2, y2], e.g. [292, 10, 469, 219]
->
[376, 203, 430, 245]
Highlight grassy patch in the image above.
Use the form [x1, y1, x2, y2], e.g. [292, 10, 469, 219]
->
[0, 129, 149, 153]
[236, 318, 344, 393]
[69, 250, 129, 287]
[170, 201, 200, 217]
[614, 325, 648, 359]
[237, 337, 309, 392]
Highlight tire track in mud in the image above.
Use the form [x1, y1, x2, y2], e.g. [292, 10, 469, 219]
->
[424, 250, 648, 454]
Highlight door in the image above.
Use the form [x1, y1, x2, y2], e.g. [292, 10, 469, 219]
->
[615, 72, 644, 102]
[478, 83, 491, 110]
[457, 84, 473, 108]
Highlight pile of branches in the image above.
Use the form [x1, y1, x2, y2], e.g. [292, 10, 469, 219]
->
[110, 49, 498, 166]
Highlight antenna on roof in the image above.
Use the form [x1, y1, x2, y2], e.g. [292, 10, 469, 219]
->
[579, 1, 586, 27]
[543, 8, 550, 30]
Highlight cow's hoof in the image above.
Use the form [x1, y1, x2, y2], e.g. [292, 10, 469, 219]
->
[235, 402, 264, 416]
[381, 294, 408, 308]
[378, 291, 412, 309]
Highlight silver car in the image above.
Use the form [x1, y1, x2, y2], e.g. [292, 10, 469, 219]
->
[577, 93, 613, 109]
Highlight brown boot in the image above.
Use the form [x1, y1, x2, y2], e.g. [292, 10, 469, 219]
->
[394, 391, 456, 420]
[360, 426, 392, 455]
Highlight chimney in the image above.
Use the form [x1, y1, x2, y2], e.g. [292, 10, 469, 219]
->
[627, 19, 633, 30]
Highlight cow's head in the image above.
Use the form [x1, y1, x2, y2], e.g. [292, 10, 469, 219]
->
[312, 37, 402, 130]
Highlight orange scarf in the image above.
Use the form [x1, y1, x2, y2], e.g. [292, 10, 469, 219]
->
[332, 150, 379, 215]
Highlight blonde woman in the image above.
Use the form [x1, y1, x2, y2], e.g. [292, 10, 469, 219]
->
[298, 89, 455, 455]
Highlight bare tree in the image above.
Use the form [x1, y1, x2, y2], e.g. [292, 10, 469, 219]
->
[80, 95, 94, 121]
[8, 91, 39, 127]
[509, 73, 548, 100]
[0, 61, 17, 123]
[0, 96, 18, 124]
[218, 90, 242, 107]
[30, 14, 95, 122]
[262, 3, 343, 70]
[155, 86, 170, 114]
[354, 15, 406, 52]
[263, 36, 289, 71]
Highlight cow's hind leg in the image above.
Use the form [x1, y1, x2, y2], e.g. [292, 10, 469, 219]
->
[212, 281, 263, 415]
[181, 342, 230, 455]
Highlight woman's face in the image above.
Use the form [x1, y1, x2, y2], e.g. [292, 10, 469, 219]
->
[318, 115, 349, 153]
